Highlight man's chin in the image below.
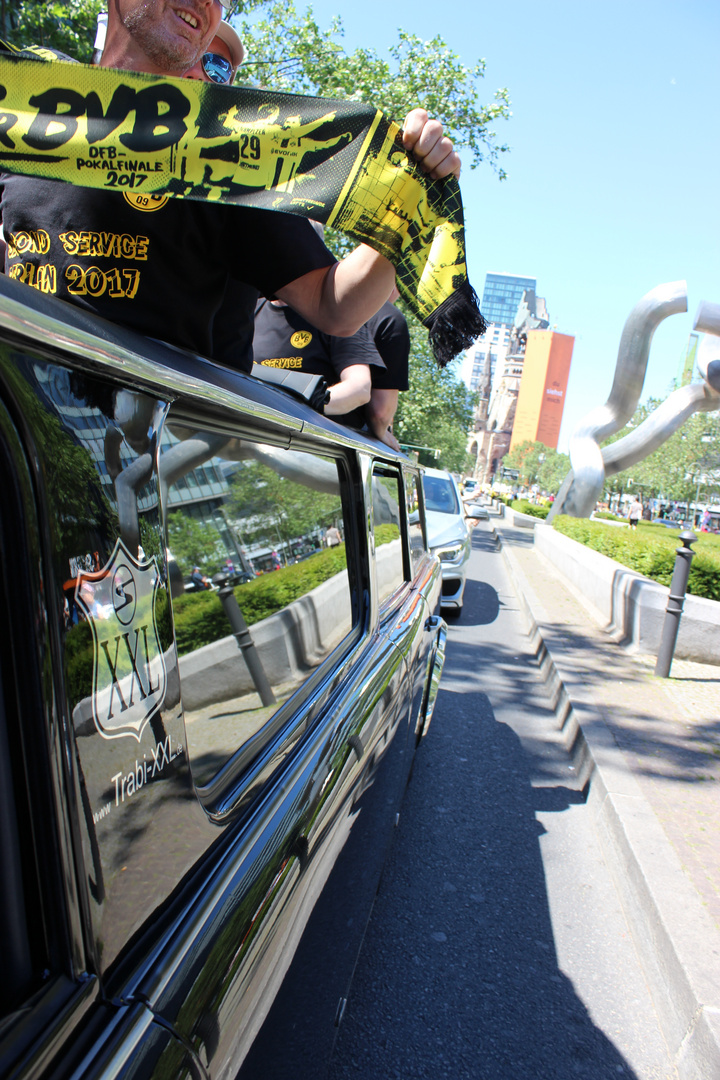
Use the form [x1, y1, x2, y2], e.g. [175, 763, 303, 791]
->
[123, 12, 206, 74]
[145, 34, 203, 73]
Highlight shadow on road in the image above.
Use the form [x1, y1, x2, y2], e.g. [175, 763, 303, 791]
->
[328, 635, 638, 1080]
[453, 577, 502, 626]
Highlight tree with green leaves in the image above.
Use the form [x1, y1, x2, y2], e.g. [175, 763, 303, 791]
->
[503, 440, 571, 494]
[227, 460, 342, 553]
[233, 2, 510, 176]
[167, 512, 224, 576]
[602, 400, 720, 505]
[3, 0, 104, 62]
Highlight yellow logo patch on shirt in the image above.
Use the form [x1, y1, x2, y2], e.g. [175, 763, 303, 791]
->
[290, 331, 312, 349]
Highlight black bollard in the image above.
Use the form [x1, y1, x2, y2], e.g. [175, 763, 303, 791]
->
[212, 573, 276, 706]
[654, 530, 697, 678]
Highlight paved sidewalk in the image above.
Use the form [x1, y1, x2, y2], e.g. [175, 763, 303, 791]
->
[491, 515, 720, 1080]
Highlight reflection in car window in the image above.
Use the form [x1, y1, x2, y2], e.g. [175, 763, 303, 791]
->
[14, 362, 199, 974]
[372, 467, 406, 607]
[162, 430, 353, 790]
[404, 472, 425, 574]
[423, 475, 460, 515]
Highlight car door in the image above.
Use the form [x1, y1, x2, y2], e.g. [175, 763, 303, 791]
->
[148, 421, 418, 1080]
[402, 465, 446, 743]
[370, 462, 444, 748]
[0, 357, 208, 1080]
[0, 296, 436, 1080]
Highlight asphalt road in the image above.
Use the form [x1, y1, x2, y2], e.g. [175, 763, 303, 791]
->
[327, 523, 678, 1080]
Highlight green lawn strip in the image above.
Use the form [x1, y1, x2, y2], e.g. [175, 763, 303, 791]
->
[552, 516, 720, 601]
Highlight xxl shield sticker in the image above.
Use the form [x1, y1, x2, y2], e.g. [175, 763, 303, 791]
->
[75, 538, 167, 741]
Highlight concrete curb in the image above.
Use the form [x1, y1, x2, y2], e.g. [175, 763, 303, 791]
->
[533, 523, 720, 665]
[179, 570, 351, 710]
[495, 527, 720, 1080]
[507, 508, 539, 530]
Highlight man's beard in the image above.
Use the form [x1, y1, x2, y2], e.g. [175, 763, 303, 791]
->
[122, 3, 202, 72]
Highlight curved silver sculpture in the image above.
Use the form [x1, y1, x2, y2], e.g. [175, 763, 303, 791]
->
[548, 281, 690, 521]
[601, 301, 720, 481]
[695, 301, 720, 391]
[601, 380, 720, 479]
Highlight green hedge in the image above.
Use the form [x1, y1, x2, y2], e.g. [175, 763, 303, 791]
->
[511, 499, 550, 519]
[592, 510, 625, 521]
[172, 544, 349, 656]
[552, 516, 720, 601]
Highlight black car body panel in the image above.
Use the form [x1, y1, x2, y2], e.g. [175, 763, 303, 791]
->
[0, 275, 446, 1080]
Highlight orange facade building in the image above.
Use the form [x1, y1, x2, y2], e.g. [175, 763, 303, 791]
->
[509, 330, 574, 451]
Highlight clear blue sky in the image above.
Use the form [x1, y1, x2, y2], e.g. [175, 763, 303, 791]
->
[245, 0, 718, 451]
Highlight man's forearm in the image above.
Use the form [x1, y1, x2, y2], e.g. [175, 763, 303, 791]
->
[279, 245, 395, 338]
[324, 367, 372, 416]
[365, 389, 398, 432]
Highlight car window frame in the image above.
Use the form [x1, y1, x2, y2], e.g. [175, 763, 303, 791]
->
[370, 461, 414, 621]
[159, 406, 374, 823]
[402, 465, 428, 575]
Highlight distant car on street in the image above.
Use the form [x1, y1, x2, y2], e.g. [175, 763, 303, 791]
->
[423, 468, 472, 612]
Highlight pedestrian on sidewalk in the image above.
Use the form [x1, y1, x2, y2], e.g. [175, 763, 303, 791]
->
[627, 497, 643, 529]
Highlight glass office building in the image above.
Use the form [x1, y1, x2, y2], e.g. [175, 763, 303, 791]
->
[481, 273, 537, 327]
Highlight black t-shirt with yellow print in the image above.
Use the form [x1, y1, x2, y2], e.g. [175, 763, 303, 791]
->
[252, 298, 385, 427]
[252, 298, 384, 380]
[365, 301, 410, 391]
[0, 173, 335, 360]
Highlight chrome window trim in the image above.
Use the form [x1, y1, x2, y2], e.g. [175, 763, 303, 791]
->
[0, 289, 412, 463]
[0, 291, 300, 434]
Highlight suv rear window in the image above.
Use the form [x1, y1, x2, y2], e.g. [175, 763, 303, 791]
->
[423, 475, 460, 515]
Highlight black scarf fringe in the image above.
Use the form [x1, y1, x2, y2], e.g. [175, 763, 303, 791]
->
[425, 281, 487, 368]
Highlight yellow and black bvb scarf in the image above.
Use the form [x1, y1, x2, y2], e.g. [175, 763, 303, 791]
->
[0, 42, 485, 365]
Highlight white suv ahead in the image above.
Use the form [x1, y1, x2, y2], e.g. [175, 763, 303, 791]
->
[423, 467, 472, 612]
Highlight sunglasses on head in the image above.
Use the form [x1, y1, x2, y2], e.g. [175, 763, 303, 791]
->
[201, 52, 234, 84]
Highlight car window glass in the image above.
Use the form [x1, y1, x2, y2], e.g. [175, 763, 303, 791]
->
[423, 475, 460, 515]
[404, 472, 425, 574]
[162, 428, 354, 790]
[5, 359, 212, 977]
[372, 467, 406, 607]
